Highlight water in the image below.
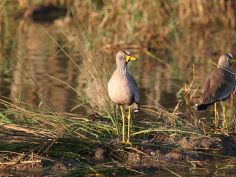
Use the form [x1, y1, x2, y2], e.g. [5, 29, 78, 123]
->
[2, 6, 236, 114]
[4, 161, 236, 176]
[1, 2, 236, 176]
[1, 19, 180, 113]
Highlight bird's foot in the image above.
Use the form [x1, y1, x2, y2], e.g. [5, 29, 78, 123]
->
[121, 140, 132, 145]
[223, 132, 230, 136]
[126, 140, 132, 145]
[216, 127, 230, 136]
[213, 128, 221, 133]
[221, 129, 229, 136]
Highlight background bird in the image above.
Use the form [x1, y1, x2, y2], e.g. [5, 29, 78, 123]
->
[196, 53, 236, 131]
[108, 50, 140, 143]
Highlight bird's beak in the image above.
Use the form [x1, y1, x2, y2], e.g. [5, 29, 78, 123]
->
[125, 55, 137, 62]
[232, 59, 236, 64]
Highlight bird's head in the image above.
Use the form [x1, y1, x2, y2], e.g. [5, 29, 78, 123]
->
[116, 50, 137, 68]
[217, 53, 236, 68]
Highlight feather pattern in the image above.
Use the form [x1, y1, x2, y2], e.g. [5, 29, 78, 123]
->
[196, 56, 235, 111]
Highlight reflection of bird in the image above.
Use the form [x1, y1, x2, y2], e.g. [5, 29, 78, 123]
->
[108, 50, 140, 143]
[196, 54, 236, 131]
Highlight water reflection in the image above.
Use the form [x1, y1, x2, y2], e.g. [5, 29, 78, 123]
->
[1, 4, 236, 117]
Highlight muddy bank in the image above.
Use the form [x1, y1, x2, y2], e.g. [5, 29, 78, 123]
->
[91, 133, 236, 166]
[0, 130, 236, 176]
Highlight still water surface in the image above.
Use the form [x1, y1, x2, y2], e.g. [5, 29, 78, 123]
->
[1, 19, 182, 113]
[2, 9, 236, 114]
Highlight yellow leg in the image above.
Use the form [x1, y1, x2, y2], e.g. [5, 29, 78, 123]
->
[214, 103, 219, 131]
[120, 106, 125, 143]
[127, 106, 131, 144]
[221, 101, 228, 135]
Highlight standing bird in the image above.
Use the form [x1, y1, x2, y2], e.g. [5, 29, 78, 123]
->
[196, 54, 236, 130]
[108, 50, 140, 144]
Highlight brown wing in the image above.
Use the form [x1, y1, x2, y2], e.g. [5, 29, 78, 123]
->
[199, 68, 234, 105]
[199, 69, 224, 105]
[201, 75, 211, 97]
[215, 69, 235, 101]
[196, 70, 219, 110]
[197, 68, 235, 111]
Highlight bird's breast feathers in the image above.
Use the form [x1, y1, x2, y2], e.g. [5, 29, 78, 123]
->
[108, 74, 134, 105]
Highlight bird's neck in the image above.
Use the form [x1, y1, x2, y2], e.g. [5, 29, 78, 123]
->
[217, 65, 234, 75]
[117, 65, 128, 75]
[217, 64, 231, 70]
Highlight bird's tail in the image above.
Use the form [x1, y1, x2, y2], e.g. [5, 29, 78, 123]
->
[195, 102, 213, 111]
[133, 103, 140, 113]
